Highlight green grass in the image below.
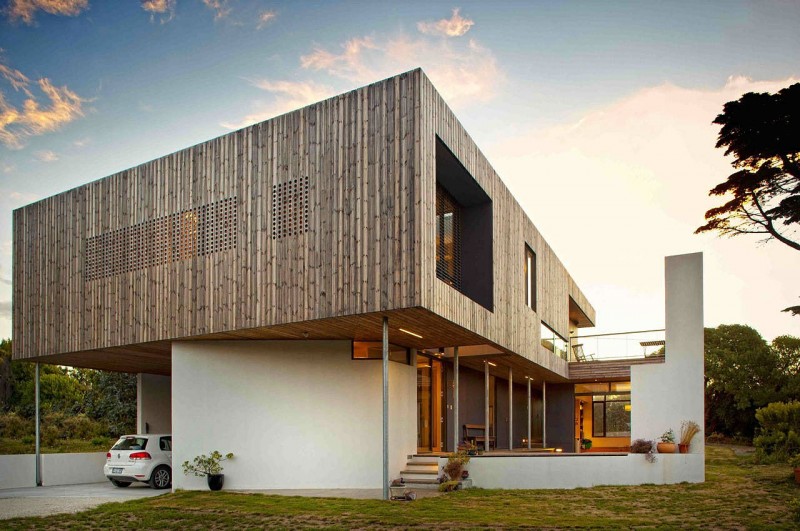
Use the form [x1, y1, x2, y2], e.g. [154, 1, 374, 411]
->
[4, 445, 799, 529]
[0, 437, 112, 455]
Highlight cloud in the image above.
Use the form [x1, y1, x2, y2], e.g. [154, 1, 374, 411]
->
[299, 32, 502, 106]
[483, 75, 800, 340]
[34, 150, 58, 162]
[417, 8, 474, 37]
[220, 79, 335, 130]
[0, 58, 85, 148]
[140, 0, 175, 24]
[1, 163, 13, 173]
[202, 0, 230, 20]
[73, 137, 90, 147]
[256, 9, 276, 29]
[5, 0, 88, 25]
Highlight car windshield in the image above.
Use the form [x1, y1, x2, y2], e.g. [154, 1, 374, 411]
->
[111, 436, 148, 451]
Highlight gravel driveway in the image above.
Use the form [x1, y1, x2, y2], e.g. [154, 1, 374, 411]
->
[0, 482, 168, 520]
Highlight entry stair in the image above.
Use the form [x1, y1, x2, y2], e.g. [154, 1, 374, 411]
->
[398, 454, 441, 490]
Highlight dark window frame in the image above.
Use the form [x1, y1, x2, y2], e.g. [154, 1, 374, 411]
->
[525, 244, 536, 311]
[590, 393, 631, 438]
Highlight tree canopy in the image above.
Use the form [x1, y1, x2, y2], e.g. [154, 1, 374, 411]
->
[696, 83, 800, 251]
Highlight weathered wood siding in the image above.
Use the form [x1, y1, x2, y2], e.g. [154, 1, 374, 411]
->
[419, 74, 595, 374]
[13, 71, 422, 359]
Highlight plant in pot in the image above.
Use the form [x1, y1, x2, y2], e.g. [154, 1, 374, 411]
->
[679, 421, 701, 453]
[581, 438, 593, 451]
[790, 454, 800, 485]
[630, 438, 657, 463]
[441, 448, 471, 491]
[182, 450, 234, 491]
[657, 429, 677, 454]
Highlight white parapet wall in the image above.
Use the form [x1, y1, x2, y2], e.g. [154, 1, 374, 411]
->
[171, 340, 416, 490]
[461, 453, 704, 489]
[631, 252, 705, 474]
[0, 452, 108, 489]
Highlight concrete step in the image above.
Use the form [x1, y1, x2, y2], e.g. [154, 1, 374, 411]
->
[399, 478, 440, 490]
[408, 455, 440, 465]
[404, 462, 439, 471]
[400, 470, 439, 481]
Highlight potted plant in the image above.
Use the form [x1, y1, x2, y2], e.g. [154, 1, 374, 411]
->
[679, 421, 701, 453]
[630, 439, 657, 463]
[581, 438, 593, 451]
[182, 450, 234, 491]
[790, 454, 800, 485]
[442, 449, 471, 485]
[657, 429, 677, 454]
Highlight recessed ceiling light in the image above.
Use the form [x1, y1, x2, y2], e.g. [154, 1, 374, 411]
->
[487, 362, 497, 367]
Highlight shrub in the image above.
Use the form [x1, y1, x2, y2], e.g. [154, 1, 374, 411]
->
[630, 439, 653, 453]
[754, 401, 800, 463]
[0, 413, 34, 438]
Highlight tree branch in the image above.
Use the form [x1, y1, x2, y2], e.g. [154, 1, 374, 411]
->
[750, 191, 800, 250]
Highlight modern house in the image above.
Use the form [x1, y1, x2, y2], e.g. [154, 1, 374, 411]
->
[12, 69, 704, 493]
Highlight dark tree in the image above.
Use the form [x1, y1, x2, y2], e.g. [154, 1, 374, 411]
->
[697, 83, 800, 249]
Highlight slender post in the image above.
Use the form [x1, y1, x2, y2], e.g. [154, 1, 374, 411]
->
[35, 362, 42, 486]
[382, 317, 389, 501]
[484, 361, 490, 451]
[453, 346, 459, 452]
[527, 377, 532, 450]
[508, 367, 513, 450]
[542, 381, 547, 448]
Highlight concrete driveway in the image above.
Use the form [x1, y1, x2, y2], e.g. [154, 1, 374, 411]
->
[0, 482, 168, 520]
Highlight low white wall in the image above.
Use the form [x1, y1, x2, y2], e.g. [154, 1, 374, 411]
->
[172, 340, 416, 490]
[0, 452, 107, 489]
[137, 373, 172, 434]
[463, 453, 704, 489]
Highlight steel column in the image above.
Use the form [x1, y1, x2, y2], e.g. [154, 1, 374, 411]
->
[382, 316, 389, 500]
[35, 362, 42, 487]
[508, 367, 513, 450]
[484, 361, 490, 451]
[453, 346, 459, 452]
[542, 381, 547, 448]
[527, 378, 532, 450]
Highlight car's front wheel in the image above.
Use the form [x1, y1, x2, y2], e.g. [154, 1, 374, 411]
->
[110, 479, 131, 488]
[150, 465, 171, 489]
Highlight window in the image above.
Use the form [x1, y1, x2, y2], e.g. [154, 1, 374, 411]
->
[577, 383, 632, 438]
[436, 185, 462, 289]
[111, 436, 148, 451]
[592, 394, 631, 438]
[541, 321, 568, 360]
[352, 342, 411, 364]
[525, 245, 536, 311]
[272, 176, 310, 239]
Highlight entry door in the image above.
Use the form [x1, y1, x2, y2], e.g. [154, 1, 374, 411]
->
[417, 355, 445, 452]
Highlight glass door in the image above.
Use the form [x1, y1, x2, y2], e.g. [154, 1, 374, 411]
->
[417, 355, 445, 452]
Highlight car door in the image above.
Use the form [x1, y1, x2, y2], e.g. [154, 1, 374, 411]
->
[160, 436, 173, 467]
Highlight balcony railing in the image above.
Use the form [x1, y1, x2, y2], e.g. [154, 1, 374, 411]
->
[569, 329, 665, 362]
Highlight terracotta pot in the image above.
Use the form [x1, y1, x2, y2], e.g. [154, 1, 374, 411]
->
[657, 442, 677, 454]
[795, 468, 800, 485]
[678, 443, 689, 454]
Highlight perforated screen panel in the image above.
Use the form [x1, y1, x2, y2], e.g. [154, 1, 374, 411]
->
[85, 197, 238, 281]
[272, 176, 309, 239]
[436, 185, 462, 289]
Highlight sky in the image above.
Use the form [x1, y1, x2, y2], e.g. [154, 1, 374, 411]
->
[0, 0, 798, 342]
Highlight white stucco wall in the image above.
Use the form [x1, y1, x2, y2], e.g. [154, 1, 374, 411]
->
[631, 253, 705, 475]
[464, 453, 704, 489]
[137, 373, 172, 434]
[0, 452, 107, 489]
[171, 340, 416, 490]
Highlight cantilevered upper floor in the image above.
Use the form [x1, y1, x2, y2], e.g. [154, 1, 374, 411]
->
[12, 69, 594, 376]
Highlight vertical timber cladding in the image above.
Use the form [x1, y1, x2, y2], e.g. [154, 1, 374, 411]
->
[419, 74, 593, 371]
[11, 70, 421, 359]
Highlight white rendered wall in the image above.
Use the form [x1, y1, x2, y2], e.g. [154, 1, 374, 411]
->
[631, 253, 705, 476]
[137, 373, 172, 434]
[0, 452, 107, 489]
[463, 453, 704, 489]
[172, 340, 416, 490]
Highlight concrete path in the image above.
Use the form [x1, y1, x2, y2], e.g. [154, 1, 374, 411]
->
[0, 482, 167, 520]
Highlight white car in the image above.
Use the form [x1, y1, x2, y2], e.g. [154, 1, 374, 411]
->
[104, 434, 172, 489]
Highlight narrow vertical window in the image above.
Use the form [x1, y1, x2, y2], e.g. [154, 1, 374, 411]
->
[525, 244, 536, 311]
[436, 185, 462, 289]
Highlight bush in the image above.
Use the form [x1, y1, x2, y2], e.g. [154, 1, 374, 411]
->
[754, 401, 800, 463]
[0, 412, 34, 438]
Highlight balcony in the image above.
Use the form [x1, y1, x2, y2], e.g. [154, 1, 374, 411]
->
[568, 329, 666, 382]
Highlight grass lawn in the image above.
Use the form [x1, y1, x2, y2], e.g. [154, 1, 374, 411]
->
[4, 445, 799, 529]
